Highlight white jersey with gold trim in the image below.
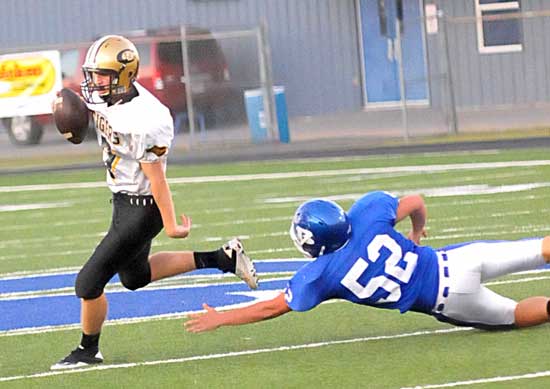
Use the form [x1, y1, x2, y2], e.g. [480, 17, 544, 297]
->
[86, 82, 174, 195]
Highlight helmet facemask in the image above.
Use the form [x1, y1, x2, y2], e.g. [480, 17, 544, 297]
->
[81, 68, 119, 104]
[289, 223, 318, 258]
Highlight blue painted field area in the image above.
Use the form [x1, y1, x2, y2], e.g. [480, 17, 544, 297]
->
[0, 260, 307, 294]
[0, 260, 308, 332]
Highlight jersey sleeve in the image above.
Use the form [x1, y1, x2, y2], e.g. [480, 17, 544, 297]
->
[283, 258, 331, 312]
[123, 115, 173, 163]
[348, 191, 398, 225]
[140, 119, 174, 162]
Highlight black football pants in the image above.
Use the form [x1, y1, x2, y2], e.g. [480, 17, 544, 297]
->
[75, 193, 164, 299]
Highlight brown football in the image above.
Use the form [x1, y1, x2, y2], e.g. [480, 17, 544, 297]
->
[52, 88, 90, 144]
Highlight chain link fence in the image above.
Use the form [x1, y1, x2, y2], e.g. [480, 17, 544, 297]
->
[177, 25, 278, 148]
[0, 25, 278, 150]
[2, 9, 550, 153]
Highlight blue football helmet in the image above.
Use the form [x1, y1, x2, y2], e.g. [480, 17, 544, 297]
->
[290, 199, 351, 258]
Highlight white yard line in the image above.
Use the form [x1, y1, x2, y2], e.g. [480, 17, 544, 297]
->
[0, 249, 92, 262]
[1, 160, 549, 193]
[484, 275, 550, 286]
[0, 327, 471, 382]
[263, 183, 550, 204]
[429, 193, 550, 208]
[318, 169, 538, 186]
[402, 370, 550, 388]
[0, 267, 82, 279]
[0, 233, 106, 250]
[251, 150, 501, 165]
[0, 213, 289, 235]
[3, 322, 548, 386]
[0, 202, 72, 212]
[424, 225, 550, 242]
[0, 218, 105, 232]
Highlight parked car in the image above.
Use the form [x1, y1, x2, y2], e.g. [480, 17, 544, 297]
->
[3, 27, 231, 145]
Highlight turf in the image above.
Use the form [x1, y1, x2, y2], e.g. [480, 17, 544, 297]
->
[1, 147, 550, 388]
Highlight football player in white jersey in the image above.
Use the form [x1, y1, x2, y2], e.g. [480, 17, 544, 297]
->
[51, 35, 258, 370]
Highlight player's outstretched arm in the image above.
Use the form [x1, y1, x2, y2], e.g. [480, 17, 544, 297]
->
[141, 161, 191, 238]
[184, 293, 291, 333]
[396, 194, 427, 244]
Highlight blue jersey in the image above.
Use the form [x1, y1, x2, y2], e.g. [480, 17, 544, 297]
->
[284, 191, 439, 314]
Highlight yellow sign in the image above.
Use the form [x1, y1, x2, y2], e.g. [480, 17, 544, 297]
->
[0, 50, 62, 119]
[0, 56, 56, 98]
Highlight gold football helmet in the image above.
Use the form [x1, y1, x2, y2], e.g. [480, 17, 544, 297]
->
[81, 35, 139, 103]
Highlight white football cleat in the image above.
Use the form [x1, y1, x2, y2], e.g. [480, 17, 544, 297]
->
[223, 238, 259, 289]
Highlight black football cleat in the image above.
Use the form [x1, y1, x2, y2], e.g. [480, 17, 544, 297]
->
[50, 346, 104, 370]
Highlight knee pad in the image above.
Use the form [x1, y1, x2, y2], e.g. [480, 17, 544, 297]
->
[75, 271, 104, 300]
[119, 270, 150, 291]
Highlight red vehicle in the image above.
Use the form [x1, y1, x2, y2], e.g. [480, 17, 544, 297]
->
[3, 27, 230, 145]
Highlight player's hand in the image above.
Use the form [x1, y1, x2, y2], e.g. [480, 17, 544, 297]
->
[408, 228, 427, 245]
[184, 304, 221, 333]
[166, 214, 192, 239]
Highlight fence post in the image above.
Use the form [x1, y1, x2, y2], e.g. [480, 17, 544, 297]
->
[257, 20, 277, 141]
[180, 25, 197, 147]
[440, 12, 458, 134]
[395, 17, 409, 142]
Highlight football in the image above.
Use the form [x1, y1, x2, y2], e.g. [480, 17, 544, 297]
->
[52, 88, 90, 144]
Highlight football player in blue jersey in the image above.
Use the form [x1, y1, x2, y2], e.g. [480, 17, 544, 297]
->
[185, 191, 550, 333]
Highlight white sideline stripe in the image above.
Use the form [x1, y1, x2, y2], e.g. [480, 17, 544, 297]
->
[1, 266, 545, 300]
[0, 202, 72, 212]
[0, 327, 471, 382]
[1, 160, 549, 193]
[4, 272, 549, 302]
[0, 275, 293, 301]
[0, 249, 92, 262]
[0, 258, 308, 279]
[0, 267, 81, 280]
[402, 370, 550, 388]
[0, 291, 295, 337]
[0, 275, 290, 300]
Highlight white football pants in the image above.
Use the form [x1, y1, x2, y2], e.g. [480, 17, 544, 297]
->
[433, 239, 545, 328]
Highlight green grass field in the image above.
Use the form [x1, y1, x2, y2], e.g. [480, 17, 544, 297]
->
[1, 147, 550, 388]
